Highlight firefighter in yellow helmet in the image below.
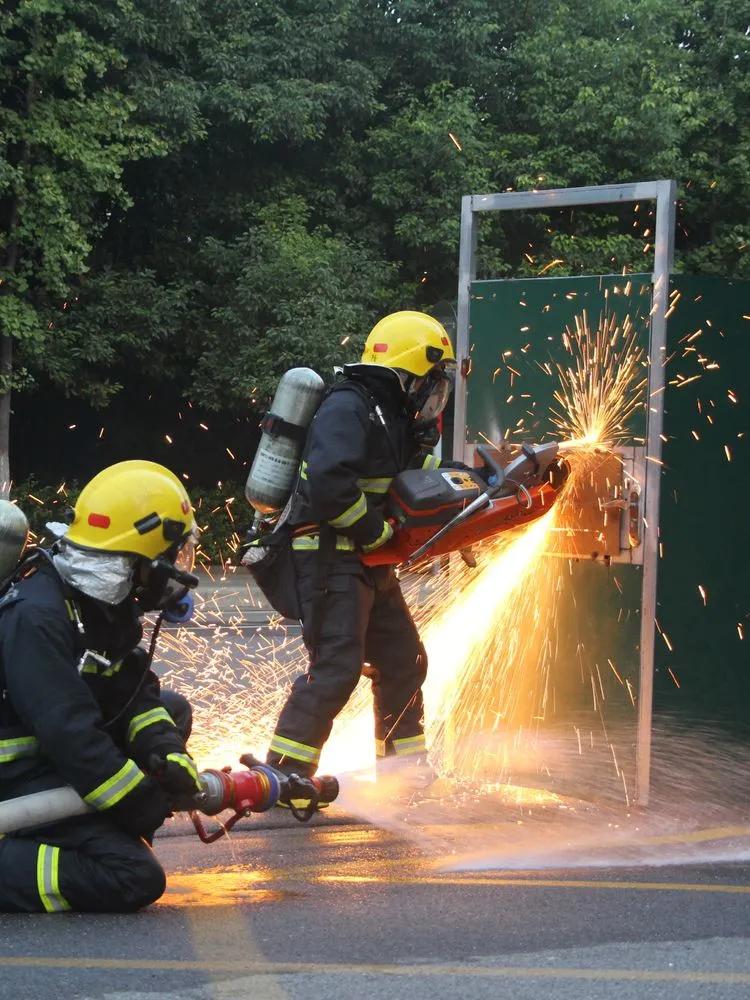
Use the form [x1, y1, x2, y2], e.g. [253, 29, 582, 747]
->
[0, 461, 200, 913]
[266, 311, 456, 786]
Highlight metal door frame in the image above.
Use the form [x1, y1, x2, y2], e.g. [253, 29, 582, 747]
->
[453, 180, 676, 804]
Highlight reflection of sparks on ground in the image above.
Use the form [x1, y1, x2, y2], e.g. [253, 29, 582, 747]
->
[160, 310, 647, 803]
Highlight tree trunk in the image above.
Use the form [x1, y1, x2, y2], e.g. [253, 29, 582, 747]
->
[0, 195, 19, 500]
[0, 334, 11, 498]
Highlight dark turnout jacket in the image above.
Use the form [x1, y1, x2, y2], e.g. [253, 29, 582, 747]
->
[0, 557, 185, 826]
[290, 365, 439, 551]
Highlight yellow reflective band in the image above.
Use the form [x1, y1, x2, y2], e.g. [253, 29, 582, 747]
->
[127, 707, 174, 745]
[393, 734, 427, 756]
[37, 844, 70, 914]
[329, 492, 367, 529]
[0, 736, 39, 763]
[78, 651, 122, 677]
[375, 739, 388, 758]
[357, 477, 392, 494]
[166, 753, 199, 785]
[84, 760, 145, 810]
[362, 520, 394, 553]
[268, 735, 320, 765]
[103, 659, 124, 678]
[422, 454, 440, 471]
[300, 460, 308, 480]
[291, 535, 355, 552]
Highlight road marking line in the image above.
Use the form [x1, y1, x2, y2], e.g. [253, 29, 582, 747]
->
[2, 957, 750, 984]
[316, 874, 750, 893]
[179, 875, 288, 1000]
[635, 825, 750, 846]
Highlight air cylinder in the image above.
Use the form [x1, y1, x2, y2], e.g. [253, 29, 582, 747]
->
[0, 500, 28, 581]
[245, 368, 325, 515]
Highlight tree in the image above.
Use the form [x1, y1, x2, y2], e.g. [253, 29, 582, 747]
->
[0, 0, 202, 489]
[5, 0, 750, 489]
[189, 197, 397, 405]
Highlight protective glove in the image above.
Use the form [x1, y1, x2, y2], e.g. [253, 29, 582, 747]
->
[109, 775, 172, 839]
[361, 519, 394, 554]
[150, 751, 202, 797]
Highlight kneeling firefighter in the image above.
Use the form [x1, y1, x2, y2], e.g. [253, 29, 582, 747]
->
[256, 311, 458, 779]
[0, 461, 201, 913]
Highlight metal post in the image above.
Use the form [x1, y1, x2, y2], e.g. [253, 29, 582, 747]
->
[634, 179, 677, 805]
[452, 195, 477, 464]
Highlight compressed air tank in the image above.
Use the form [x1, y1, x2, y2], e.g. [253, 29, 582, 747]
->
[246, 368, 325, 515]
[0, 500, 28, 581]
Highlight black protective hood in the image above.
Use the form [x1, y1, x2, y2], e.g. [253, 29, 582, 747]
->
[340, 363, 407, 414]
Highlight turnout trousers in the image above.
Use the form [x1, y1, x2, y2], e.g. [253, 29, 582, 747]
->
[268, 554, 428, 775]
[0, 689, 191, 913]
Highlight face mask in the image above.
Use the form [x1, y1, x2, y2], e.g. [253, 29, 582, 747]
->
[53, 544, 137, 606]
[133, 534, 199, 614]
[407, 363, 456, 426]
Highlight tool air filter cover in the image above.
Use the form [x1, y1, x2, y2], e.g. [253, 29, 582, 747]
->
[386, 468, 484, 528]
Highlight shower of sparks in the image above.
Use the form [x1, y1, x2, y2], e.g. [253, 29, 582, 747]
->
[159, 309, 651, 804]
[550, 311, 646, 448]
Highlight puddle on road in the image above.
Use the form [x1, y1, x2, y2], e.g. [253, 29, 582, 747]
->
[334, 721, 750, 873]
[159, 868, 297, 907]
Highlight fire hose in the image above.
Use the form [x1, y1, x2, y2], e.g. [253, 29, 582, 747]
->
[0, 755, 339, 844]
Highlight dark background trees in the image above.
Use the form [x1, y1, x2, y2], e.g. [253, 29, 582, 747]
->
[2, 0, 748, 489]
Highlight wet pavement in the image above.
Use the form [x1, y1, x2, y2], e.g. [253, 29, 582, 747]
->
[2, 818, 750, 999]
[3, 574, 749, 997]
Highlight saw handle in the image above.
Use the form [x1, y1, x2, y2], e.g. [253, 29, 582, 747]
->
[475, 445, 506, 496]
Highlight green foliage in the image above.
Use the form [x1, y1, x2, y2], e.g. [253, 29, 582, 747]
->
[13, 477, 76, 547]
[13, 476, 251, 564]
[190, 197, 397, 406]
[191, 482, 253, 567]
[0, 0, 203, 397]
[3, 0, 750, 481]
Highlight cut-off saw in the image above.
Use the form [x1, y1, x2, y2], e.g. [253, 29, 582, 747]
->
[362, 443, 568, 568]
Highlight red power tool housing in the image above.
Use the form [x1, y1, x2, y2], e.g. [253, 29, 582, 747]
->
[362, 443, 566, 567]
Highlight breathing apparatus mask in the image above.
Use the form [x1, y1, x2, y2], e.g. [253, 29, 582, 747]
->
[134, 529, 199, 622]
[402, 360, 456, 447]
[53, 524, 199, 623]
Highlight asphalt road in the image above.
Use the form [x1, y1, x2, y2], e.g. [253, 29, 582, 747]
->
[3, 574, 750, 999]
[2, 820, 750, 1000]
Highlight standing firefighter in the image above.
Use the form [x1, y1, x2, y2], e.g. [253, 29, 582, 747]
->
[265, 311, 456, 779]
[0, 461, 200, 913]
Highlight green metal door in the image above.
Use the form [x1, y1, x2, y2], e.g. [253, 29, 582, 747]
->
[457, 274, 654, 805]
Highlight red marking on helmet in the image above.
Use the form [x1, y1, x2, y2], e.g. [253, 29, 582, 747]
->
[88, 513, 111, 529]
[373, 343, 389, 353]
[441, 337, 449, 346]
[181, 500, 190, 515]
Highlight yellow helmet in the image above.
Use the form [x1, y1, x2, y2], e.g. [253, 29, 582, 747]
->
[65, 460, 196, 561]
[361, 311, 455, 377]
